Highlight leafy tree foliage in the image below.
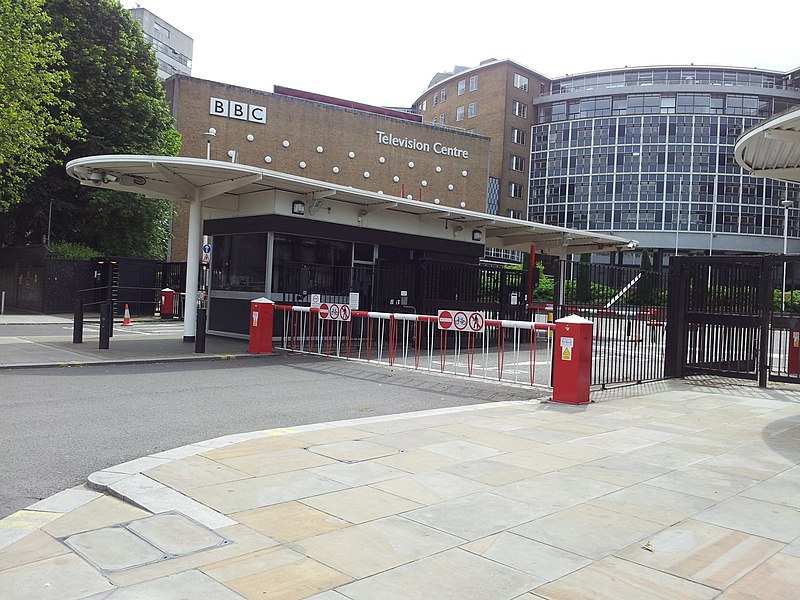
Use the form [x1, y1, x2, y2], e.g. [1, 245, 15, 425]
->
[0, 0, 81, 211]
[2, 0, 180, 258]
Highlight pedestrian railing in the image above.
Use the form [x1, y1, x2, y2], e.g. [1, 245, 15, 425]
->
[274, 305, 555, 388]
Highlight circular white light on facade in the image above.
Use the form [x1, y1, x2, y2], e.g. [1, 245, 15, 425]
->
[379, 156, 385, 163]
[264, 156, 272, 164]
[393, 175, 400, 183]
[421, 180, 427, 187]
[461, 170, 468, 177]
[332, 166, 340, 174]
[435, 166, 442, 173]
[448, 184, 454, 191]
[208, 127, 217, 135]
[227, 149, 236, 158]
[378, 190, 384, 194]
[282, 140, 290, 148]
[408, 161, 415, 168]
[434, 198, 440, 204]
[316, 146, 324, 153]
[363, 171, 370, 178]
[407, 195, 413, 200]
[246, 134, 255, 142]
[348, 151, 356, 159]
[299, 161, 307, 169]
[460, 201, 466, 208]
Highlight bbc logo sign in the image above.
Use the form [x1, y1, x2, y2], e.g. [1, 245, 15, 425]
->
[209, 97, 267, 124]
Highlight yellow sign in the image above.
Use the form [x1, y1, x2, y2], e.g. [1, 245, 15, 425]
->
[562, 347, 572, 361]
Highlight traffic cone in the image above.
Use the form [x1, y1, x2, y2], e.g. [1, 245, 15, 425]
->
[122, 304, 133, 326]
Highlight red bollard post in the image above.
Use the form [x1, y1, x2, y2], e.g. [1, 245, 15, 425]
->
[552, 315, 593, 405]
[160, 288, 175, 320]
[249, 297, 275, 354]
[789, 329, 800, 375]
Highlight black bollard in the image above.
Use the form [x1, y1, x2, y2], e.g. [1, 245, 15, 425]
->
[73, 298, 84, 344]
[99, 301, 111, 349]
[195, 307, 207, 353]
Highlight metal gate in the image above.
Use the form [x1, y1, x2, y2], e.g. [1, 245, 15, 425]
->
[665, 255, 780, 386]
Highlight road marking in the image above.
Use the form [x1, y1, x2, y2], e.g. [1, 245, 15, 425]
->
[262, 427, 296, 436]
[0, 510, 63, 530]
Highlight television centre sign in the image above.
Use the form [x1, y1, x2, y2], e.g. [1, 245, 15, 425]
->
[376, 130, 470, 159]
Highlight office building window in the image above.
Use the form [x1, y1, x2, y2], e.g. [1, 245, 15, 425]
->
[456, 106, 465, 121]
[458, 80, 465, 95]
[514, 73, 529, 92]
[468, 102, 477, 118]
[432, 116, 437, 126]
[513, 101, 528, 118]
[508, 182, 524, 199]
[510, 155, 525, 171]
[433, 92, 438, 106]
[153, 22, 170, 38]
[440, 88, 447, 102]
[420, 100, 426, 112]
[469, 75, 478, 91]
[511, 128, 526, 145]
[440, 113, 445, 125]
[508, 209, 523, 219]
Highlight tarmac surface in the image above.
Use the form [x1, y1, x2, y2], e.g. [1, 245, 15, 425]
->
[1, 311, 800, 599]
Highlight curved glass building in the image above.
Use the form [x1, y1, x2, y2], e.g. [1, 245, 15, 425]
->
[530, 66, 800, 257]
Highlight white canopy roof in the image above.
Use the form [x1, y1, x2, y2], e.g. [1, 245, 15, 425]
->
[66, 155, 637, 255]
[735, 107, 800, 183]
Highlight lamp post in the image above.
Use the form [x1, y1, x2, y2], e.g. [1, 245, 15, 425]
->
[203, 128, 216, 160]
[782, 199, 793, 312]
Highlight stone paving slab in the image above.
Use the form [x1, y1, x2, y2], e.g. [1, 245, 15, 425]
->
[2, 378, 800, 598]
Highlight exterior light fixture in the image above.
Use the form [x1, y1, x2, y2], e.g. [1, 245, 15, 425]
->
[348, 151, 355, 159]
[408, 161, 415, 168]
[299, 161, 307, 168]
[317, 146, 324, 153]
[460, 201, 466, 208]
[282, 140, 290, 148]
[264, 156, 272, 164]
[472, 229, 483, 242]
[291, 200, 305, 215]
[448, 184, 454, 191]
[202, 128, 216, 160]
[462, 170, 468, 177]
[246, 134, 255, 142]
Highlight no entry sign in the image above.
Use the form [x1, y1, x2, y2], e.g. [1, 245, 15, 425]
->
[318, 302, 351, 322]
[438, 309, 485, 333]
[318, 303, 329, 319]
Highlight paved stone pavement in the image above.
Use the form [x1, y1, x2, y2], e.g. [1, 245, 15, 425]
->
[1, 371, 799, 599]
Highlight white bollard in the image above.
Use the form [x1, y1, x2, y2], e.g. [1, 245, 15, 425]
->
[1, 290, 5, 315]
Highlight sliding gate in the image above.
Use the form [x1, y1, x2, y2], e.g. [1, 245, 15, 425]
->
[666, 255, 778, 386]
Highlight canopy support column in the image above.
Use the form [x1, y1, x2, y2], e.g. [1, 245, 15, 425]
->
[183, 192, 202, 342]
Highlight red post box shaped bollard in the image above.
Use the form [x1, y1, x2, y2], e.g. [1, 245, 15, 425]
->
[789, 329, 800, 375]
[249, 297, 275, 354]
[552, 315, 593, 405]
[160, 288, 175, 320]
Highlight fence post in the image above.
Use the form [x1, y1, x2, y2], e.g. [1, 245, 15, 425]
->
[73, 298, 84, 344]
[758, 256, 775, 388]
[195, 307, 207, 353]
[99, 300, 111, 349]
[665, 255, 688, 378]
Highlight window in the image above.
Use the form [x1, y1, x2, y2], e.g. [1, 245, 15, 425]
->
[508, 182, 524, 199]
[513, 101, 528, 118]
[440, 88, 447, 102]
[458, 80, 465, 95]
[420, 100, 426, 112]
[440, 113, 445, 125]
[513, 73, 529, 92]
[508, 209, 523, 219]
[511, 128, 526, 145]
[153, 22, 170, 38]
[433, 92, 439, 106]
[510, 155, 525, 171]
[432, 116, 437, 126]
[212, 234, 266, 292]
[469, 75, 478, 91]
[468, 102, 477, 118]
[456, 106, 465, 121]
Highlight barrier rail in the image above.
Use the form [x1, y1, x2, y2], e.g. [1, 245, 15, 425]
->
[275, 306, 556, 388]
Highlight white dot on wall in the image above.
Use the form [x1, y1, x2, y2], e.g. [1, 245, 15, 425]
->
[363, 171, 370, 178]
[348, 151, 356, 159]
[407, 195, 413, 200]
[448, 184, 454, 191]
[460, 201, 466, 208]
[379, 156, 385, 163]
[434, 198, 440, 204]
[316, 146, 324, 153]
[332, 166, 340, 174]
[408, 161, 415, 168]
[378, 190, 384, 194]
[461, 170, 468, 177]
[208, 127, 217, 135]
[282, 140, 290, 148]
[299, 161, 307, 169]
[435, 166, 442, 173]
[246, 134, 255, 142]
[393, 176, 400, 183]
[264, 156, 272, 164]
[421, 180, 427, 187]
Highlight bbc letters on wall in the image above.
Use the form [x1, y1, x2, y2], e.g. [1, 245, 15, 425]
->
[210, 97, 267, 123]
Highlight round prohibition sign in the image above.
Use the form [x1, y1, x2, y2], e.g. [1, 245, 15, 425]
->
[438, 310, 453, 329]
[339, 304, 351, 321]
[468, 312, 485, 332]
[453, 311, 468, 331]
[329, 304, 340, 320]
[318, 303, 329, 319]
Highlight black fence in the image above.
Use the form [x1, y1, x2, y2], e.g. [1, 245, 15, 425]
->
[555, 259, 669, 388]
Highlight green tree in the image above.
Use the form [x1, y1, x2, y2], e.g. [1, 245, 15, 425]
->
[634, 249, 656, 305]
[2, 0, 180, 257]
[0, 0, 82, 211]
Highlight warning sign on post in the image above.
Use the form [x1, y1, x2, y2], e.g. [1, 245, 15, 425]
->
[438, 309, 485, 333]
[560, 336, 574, 361]
[318, 302, 351, 322]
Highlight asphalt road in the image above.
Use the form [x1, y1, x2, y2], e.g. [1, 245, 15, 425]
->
[1, 355, 546, 518]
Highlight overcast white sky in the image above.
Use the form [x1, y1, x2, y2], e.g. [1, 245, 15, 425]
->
[122, 0, 798, 108]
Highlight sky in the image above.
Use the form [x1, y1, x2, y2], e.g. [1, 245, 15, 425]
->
[122, 0, 799, 108]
